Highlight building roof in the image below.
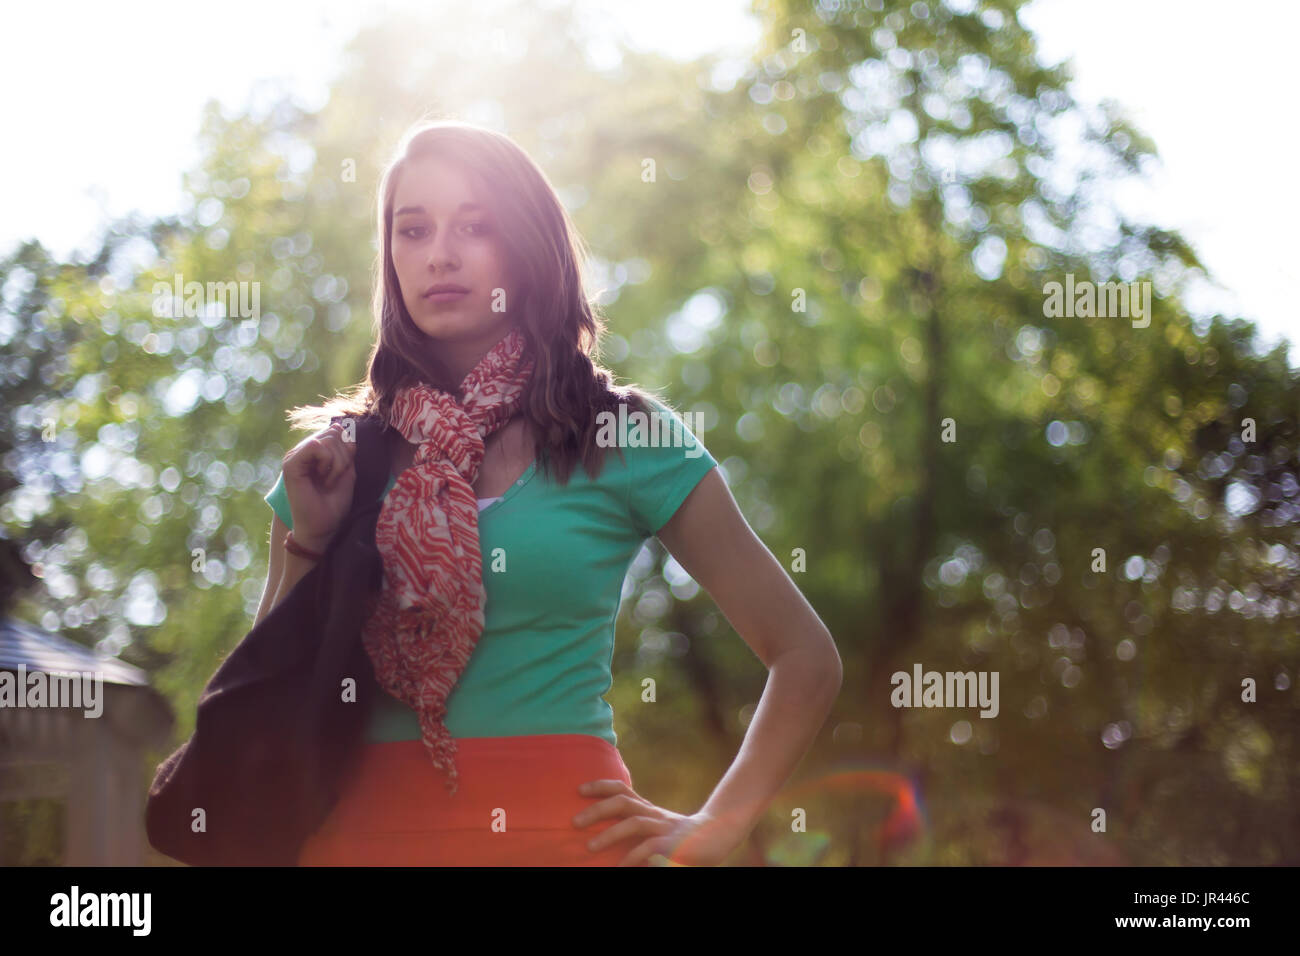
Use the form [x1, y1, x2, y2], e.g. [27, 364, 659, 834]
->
[0, 615, 150, 686]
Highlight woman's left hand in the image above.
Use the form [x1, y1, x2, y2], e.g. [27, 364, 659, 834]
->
[573, 779, 747, 866]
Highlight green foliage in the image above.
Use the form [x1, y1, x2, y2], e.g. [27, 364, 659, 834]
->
[0, 797, 64, 866]
[0, 0, 1295, 865]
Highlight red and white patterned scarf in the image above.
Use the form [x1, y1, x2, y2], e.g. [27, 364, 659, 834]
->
[360, 326, 534, 794]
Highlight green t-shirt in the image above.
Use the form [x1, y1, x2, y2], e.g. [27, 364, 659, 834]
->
[262, 397, 717, 746]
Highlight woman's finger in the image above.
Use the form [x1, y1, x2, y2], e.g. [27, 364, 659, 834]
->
[291, 441, 323, 484]
[587, 815, 668, 853]
[311, 440, 335, 485]
[319, 432, 342, 487]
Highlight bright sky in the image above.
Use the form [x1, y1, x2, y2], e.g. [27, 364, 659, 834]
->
[1019, 0, 1299, 364]
[1, 0, 1294, 364]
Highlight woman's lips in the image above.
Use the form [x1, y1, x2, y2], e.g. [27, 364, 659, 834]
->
[425, 289, 470, 303]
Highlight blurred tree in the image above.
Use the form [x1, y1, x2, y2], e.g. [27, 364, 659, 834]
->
[0, 0, 1295, 865]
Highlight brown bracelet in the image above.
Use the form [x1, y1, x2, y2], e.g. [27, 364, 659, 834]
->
[284, 529, 326, 561]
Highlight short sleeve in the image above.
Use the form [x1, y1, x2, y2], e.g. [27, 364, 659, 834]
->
[264, 470, 294, 530]
[624, 397, 718, 537]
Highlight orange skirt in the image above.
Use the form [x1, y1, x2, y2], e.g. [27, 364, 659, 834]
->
[298, 734, 638, 866]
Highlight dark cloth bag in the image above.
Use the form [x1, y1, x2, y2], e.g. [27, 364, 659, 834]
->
[146, 413, 394, 866]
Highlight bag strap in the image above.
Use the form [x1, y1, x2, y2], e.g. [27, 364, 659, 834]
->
[328, 412, 392, 530]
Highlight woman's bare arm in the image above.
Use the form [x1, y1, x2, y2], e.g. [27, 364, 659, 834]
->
[253, 513, 327, 627]
[253, 515, 287, 627]
[654, 468, 843, 843]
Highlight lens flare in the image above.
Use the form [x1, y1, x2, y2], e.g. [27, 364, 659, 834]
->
[763, 763, 929, 865]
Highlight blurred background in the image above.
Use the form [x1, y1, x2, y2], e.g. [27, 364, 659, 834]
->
[1, 0, 1296, 866]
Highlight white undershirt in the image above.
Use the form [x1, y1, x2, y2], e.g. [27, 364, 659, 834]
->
[476, 497, 502, 510]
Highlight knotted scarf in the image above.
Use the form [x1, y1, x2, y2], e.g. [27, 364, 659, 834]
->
[360, 326, 535, 794]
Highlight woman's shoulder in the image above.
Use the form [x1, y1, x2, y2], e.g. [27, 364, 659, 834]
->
[611, 398, 718, 537]
[599, 396, 713, 466]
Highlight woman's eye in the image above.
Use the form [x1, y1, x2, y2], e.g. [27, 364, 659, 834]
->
[397, 223, 486, 239]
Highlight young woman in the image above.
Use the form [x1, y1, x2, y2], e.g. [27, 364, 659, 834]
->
[255, 120, 842, 866]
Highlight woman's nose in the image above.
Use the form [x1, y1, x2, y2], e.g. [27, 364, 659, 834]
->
[427, 245, 457, 270]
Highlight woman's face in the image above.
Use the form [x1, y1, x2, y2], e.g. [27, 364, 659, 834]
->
[389, 155, 517, 380]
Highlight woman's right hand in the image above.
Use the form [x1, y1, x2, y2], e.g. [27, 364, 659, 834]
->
[282, 420, 358, 552]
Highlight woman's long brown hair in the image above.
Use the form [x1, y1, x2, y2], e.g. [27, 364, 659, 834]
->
[285, 119, 666, 485]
